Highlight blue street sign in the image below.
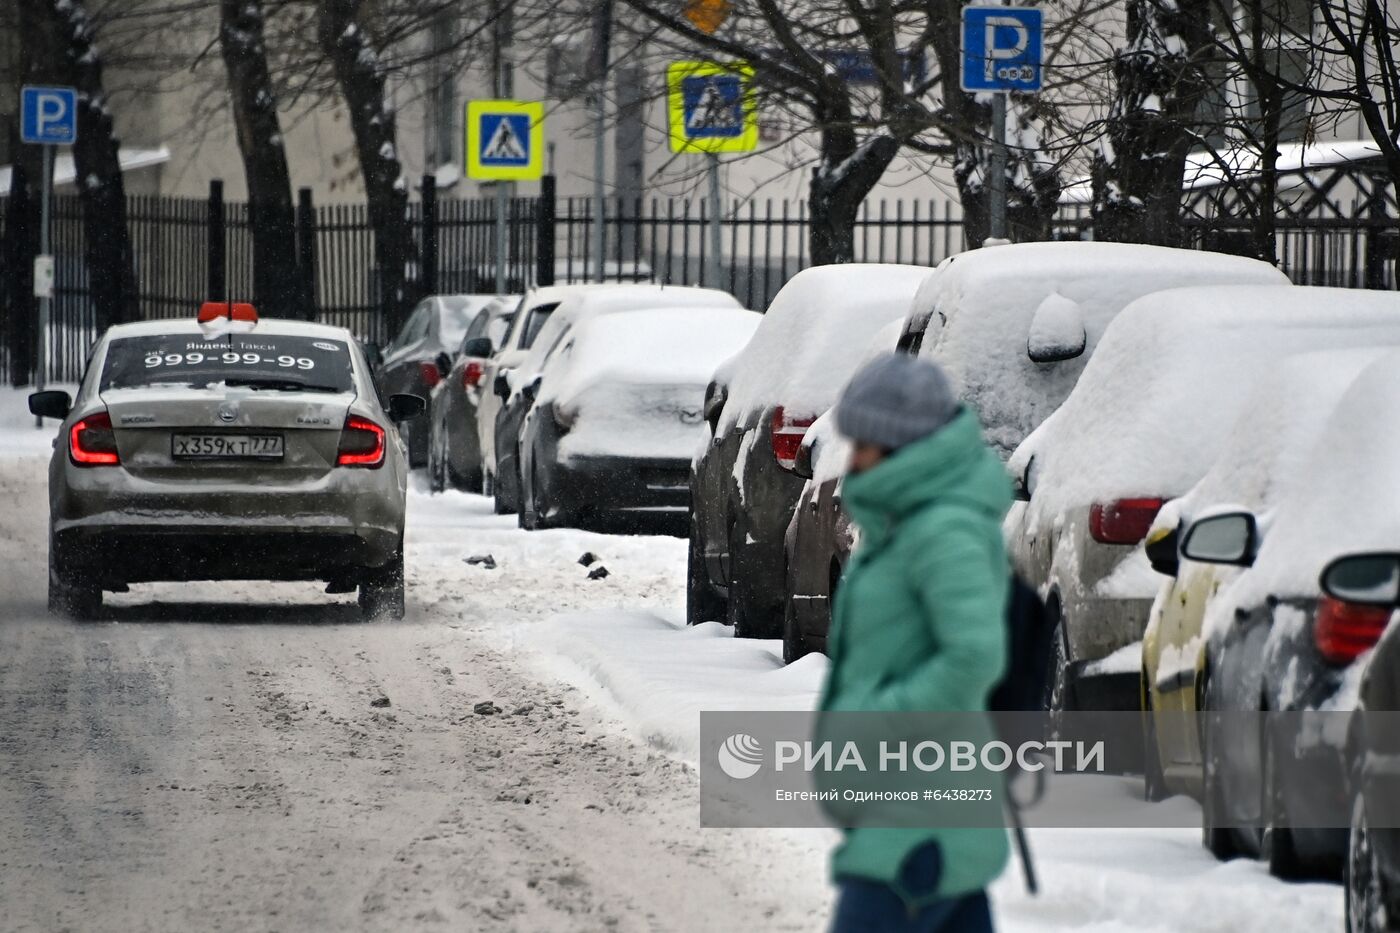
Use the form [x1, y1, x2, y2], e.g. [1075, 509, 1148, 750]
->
[478, 113, 531, 167]
[680, 74, 746, 139]
[960, 7, 1043, 93]
[20, 85, 78, 144]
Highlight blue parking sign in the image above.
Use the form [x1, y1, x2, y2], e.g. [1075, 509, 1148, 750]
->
[960, 7, 1043, 93]
[20, 86, 78, 145]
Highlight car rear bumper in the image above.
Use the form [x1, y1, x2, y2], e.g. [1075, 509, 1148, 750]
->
[546, 455, 691, 518]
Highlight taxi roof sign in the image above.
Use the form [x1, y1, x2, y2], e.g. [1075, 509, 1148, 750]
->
[198, 301, 258, 325]
[466, 100, 545, 181]
[667, 61, 758, 154]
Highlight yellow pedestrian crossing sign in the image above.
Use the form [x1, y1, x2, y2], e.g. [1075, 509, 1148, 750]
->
[466, 100, 545, 181]
[667, 62, 758, 154]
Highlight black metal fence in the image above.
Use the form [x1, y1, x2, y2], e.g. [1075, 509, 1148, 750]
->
[1, 175, 1396, 385]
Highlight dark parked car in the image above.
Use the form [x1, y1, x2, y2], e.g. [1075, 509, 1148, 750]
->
[427, 296, 517, 493]
[490, 284, 742, 516]
[376, 294, 500, 467]
[689, 264, 929, 638]
[1325, 555, 1400, 933]
[782, 412, 853, 661]
[514, 306, 759, 534]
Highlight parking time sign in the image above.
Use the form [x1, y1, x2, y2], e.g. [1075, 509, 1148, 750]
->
[20, 86, 78, 145]
[960, 7, 1043, 93]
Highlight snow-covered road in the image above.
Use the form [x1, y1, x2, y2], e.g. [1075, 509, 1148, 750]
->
[0, 389, 1346, 931]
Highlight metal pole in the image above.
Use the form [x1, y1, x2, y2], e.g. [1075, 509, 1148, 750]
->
[590, 0, 611, 283]
[989, 93, 1008, 242]
[495, 183, 507, 294]
[706, 153, 722, 290]
[35, 144, 53, 427]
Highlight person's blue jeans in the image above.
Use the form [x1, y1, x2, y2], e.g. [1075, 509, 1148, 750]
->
[830, 842, 993, 933]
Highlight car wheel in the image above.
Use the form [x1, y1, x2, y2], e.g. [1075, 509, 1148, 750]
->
[686, 518, 726, 626]
[1347, 792, 1395, 933]
[1142, 676, 1169, 802]
[1200, 670, 1248, 861]
[728, 523, 780, 639]
[428, 436, 446, 494]
[1043, 603, 1070, 713]
[47, 537, 100, 616]
[1262, 719, 1309, 880]
[519, 459, 542, 530]
[358, 550, 405, 620]
[782, 593, 808, 664]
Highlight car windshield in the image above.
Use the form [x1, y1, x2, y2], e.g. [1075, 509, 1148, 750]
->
[438, 300, 482, 349]
[100, 333, 355, 393]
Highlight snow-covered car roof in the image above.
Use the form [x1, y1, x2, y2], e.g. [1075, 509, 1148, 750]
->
[99, 317, 357, 343]
[1227, 349, 1400, 604]
[538, 306, 761, 406]
[718, 263, 930, 433]
[911, 241, 1288, 456]
[804, 317, 907, 486]
[1013, 285, 1400, 516]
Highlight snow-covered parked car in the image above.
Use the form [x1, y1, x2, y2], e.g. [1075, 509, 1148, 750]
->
[1178, 346, 1400, 880]
[427, 295, 517, 493]
[376, 293, 498, 468]
[513, 306, 760, 534]
[689, 263, 930, 637]
[30, 304, 423, 620]
[1140, 347, 1392, 802]
[490, 284, 742, 515]
[1007, 285, 1400, 714]
[901, 242, 1288, 457]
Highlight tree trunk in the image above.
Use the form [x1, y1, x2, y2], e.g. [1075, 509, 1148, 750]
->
[319, 0, 414, 338]
[220, 0, 305, 319]
[1090, 0, 1214, 246]
[807, 109, 899, 265]
[44, 0, 138, 330]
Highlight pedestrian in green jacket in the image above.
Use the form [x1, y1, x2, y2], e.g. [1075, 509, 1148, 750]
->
[820, 352, 1012, 933]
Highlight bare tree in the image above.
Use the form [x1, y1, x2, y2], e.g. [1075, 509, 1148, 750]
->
[220, 0, 306, 318]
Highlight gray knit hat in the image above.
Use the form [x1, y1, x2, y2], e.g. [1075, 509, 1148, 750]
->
[835, 353, 960, 450]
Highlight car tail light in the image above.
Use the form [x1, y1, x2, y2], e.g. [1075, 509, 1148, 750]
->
[551, 403, 575, 431]
[419, 361, 442, 389]
[1314, 595, 1391, 666]
[69, 411, 119, 466]
[771, 406, 816, 471]
[337, 416, 386, 468]
[463, 361, 484, 388]
[1089, 498, 1165, 545]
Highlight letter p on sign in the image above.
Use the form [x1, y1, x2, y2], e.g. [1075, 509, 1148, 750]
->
[20, 86, 79, 145]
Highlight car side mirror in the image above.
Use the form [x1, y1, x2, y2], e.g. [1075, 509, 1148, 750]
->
[462, 337, 494, 359]
[1320, 553, 1400, 607]
[435, 352, 452, 378]
[522, 376, 542, 403]
[28, 390, 71, 421]
[703, 382, 728, 431]
[793, 436, 816, 481]
[362, 341, 384, 372]
[1146, 524, 1181, 577]
[1027, 292, 1087, 364]
[1012, 454, 1035, 502]
[1181, 511, 1258, 567]
[387, 393, 426, 423]
[493, 372, 512, 401]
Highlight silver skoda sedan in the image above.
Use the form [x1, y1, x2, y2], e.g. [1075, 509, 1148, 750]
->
[28, 304, 424, 620]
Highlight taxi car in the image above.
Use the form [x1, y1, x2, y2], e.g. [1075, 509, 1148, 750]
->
[28, 303, 424, 620]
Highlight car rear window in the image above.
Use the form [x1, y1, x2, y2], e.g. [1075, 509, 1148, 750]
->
[101, 333, 355, 393]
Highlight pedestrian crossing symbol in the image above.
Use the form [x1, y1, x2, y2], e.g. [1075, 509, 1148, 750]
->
[667, 61, 757, 154]
[466, 100, 545, 181]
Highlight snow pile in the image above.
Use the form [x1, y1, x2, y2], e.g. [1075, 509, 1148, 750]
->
[1014, 285, 1400, 522]
[911, 242, 1288, 457]
[540, 308, 761, 460]
[718, 264, 929, 432]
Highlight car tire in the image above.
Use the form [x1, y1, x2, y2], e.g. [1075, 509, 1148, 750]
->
[1200, 670, 1248, 861]
[359, 551, 405, 620]
[1262, 719, 1309, 880]
[1347, 792, 1396, 933]
[728, 523, 780, 639]
[48, 546, 101, 621]
[428, 438, 446, 495]
[782, 593, 808, 664]
[686, 518, 725, 626]
[1043, 604, 1071, 713]
[519, 460, 545, 531]
[1142, 677, 1170, 803]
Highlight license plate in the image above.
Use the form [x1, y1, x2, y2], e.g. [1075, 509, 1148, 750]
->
[172, 433, 284, 460]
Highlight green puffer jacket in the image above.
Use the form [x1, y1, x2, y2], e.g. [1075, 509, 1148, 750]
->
[818, 407, 1012, 902]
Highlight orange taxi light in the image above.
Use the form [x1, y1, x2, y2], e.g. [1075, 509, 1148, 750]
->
[198, 301, 259, 324]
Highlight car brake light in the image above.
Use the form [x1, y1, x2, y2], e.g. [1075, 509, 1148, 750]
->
[1089, 498, 1165, 545]
[771, 406, 816, 471]
[1314, 595, 1391, 665]
[337, 416, 386, 467]
[69, 411, 120, 466]
[419, 361, 442, 389]
[463, 361, 484, 388]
